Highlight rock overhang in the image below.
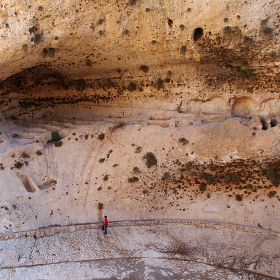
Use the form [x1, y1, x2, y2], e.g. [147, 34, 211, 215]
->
[0, 0, 279, 85]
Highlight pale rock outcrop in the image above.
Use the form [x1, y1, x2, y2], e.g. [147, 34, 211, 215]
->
[1, 0, 280, 278]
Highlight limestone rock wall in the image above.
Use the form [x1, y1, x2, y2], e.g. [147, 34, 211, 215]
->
[0, 1, 280, 277]
[1, 0, 280, 84]
[1, 0, 280, 127]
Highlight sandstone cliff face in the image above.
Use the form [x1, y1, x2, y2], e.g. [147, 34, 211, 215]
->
[0, 1, 280, 278]
[1, 1, 280, 119]
[0, 0, 279, 81]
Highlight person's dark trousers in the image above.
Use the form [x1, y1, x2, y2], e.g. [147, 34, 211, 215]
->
[104, 226, 108, 234]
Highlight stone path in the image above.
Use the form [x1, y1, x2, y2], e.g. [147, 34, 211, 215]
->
[1, 218, 279, 241]
[1, 221, 279, 280]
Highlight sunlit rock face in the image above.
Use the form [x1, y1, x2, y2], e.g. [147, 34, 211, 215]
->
[1, 1, 280, 279]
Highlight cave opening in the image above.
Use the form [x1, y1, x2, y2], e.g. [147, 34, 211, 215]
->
[270, 118, 277, 127]
[168, 19, 173, 28]
[193, 27, 204, 41]
[260, 117, 268, 130]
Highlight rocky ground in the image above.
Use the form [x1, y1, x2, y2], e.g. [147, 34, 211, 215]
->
[1, 221, 279, 280]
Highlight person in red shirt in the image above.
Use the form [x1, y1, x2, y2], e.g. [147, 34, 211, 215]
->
[103, 216, 108, 234]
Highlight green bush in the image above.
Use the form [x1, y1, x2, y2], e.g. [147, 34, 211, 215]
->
[224, 26, 231, 35]
[51, 132, 60, 142]
[235, 194, 242, 201]
[231, 174, 240, 184]
[266, 166, 280, 186]
[201, 172, 214, 185]
[156, 79, 163, 90]
[263, 27, 273, 37]
[42, 48, 48, 58]
[36, 150, 42, 156]
[178, 137, 188, 145]
[199, 183, 207, 192]
[14, 162, 23, 169]
[162, 172, 171, 180]
[133, 166, 140, 173]
[129, 0, 137, 5]
[42, 48, 55, 58]
[48, 48, 55, 57]
[21, 152, 29, 159]
[180, 45, 187, 54]
[243, 36, 253, 46]
[99, 158, 105, 163]
[98, 133, 105, 140]
[34, 34, 42, 43]
[224, 173, 239, 184]
[127, 82, 137, 92]
[144, 152, 157, 168]
[19, 101, 40, 109]
[268, 191, 277, 198]
[128, 176, 139, 183]
[54, 141, 63, 147]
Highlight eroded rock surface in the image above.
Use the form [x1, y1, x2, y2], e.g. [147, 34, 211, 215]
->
[0, 0, 280, 278]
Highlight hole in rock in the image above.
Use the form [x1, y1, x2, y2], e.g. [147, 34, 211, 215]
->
[270, 118, 277, 127]
[168, 19, 173, 27]
[193, 27, 204, 41]
[29, 26, 38, 34]
[260, 117, 268, 130]
[14, 78, 22, 88]
[140, 65, 149, 73]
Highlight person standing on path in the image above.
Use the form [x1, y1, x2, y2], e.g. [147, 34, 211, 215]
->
[103, 216, 108, 234]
